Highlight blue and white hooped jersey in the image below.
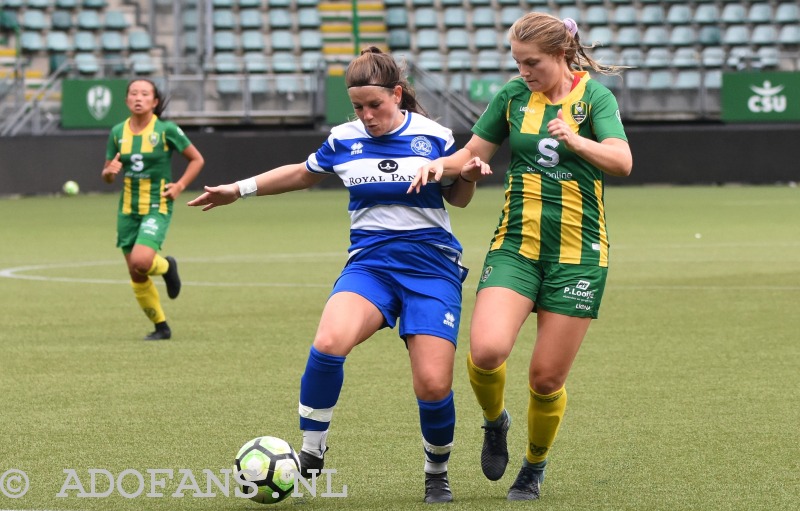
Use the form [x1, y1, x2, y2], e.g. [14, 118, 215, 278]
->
[306, 112, 462, 257]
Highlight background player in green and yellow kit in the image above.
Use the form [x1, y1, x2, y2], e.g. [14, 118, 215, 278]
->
[411, 12, 633, 501]
[101, 79, 204, 340]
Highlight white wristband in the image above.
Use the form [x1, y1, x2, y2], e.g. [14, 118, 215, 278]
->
[236, 177, 258, 199]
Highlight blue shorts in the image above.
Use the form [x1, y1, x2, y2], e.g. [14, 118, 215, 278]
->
[331, 241, 468, 345]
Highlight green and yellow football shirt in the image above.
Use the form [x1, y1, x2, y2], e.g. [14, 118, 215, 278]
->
[472, 72, 628, 267]
[106, 115, 192, 216]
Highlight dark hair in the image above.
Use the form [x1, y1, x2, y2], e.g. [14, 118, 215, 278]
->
[509, 12, 624, 76]
[126, 78, 169, 117]
[345, 46, 428, 116]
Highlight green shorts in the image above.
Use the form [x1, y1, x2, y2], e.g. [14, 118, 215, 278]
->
[116, 212, 172, 254]
[476, 249, 608, 319]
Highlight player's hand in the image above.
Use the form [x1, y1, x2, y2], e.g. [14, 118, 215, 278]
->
[187, 183, 240, 211]
[162, 181, 185, 201]
[460, 156, 492, 183]
[101, 152, 122, 183]
[407, 160, 444, 194]
[547, 110, 580, 151]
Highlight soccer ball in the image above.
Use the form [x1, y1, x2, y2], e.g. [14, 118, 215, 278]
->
[62, 180, 80, 196]
[235, 436, 300, 504]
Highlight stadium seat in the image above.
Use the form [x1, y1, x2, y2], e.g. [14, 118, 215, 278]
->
[76, 10, 100, 30]
[74, 52, 100, 74]
[268, 8, 291, 29]
[592, 47, 618, 65]
[301, 50, 324, 71]
[72, 31, 95, 51]
[82, 0, 107, 8]
[593, 73, 621, 91]
[239, 0, 262, 6]
[298, 29, 322, 51]
[624, 69, 647, 90]
[694, 5, 720, 25]
[617, 26, 643, 47]
[703, 70, 722, 90]
[647, 70, 673, 90]
[666, 5, 691, 25]
[46, 31, 71, 52]
[673, 47, 700, 68]
[587, 26, 613, 46]
[241, 30, 265, 52]
[26, 0, 48, 9]
[183, 30, 198, 53]
[213, 31, 237, 52]
[582, 6, 607, 27]
[243, 51, 269, 73]
[700, 46, 725, 68]
[413, 8, 437, 29]
[447, 49, 472, 71]
[640, 5, 665, 25]
[182, 9, 198, 29]
[500, 7, 524, 28]
[100, 31, 123, 52]
[104, 10, 128, 30]
[213, 9, 236, 30]
[557, 6, 582, 25]
[128, 30, 152, 52]
[643, 47, 670, 68]
[471, 7, 496, 28]
[474, 28, 497, 49]
[778, 24, 800, 45]
[416, 49, 443, 71]
[674, 70, 701, 90]
[755, 47, 780, 68]
[388, 29, 411, 50]
[50, 10, 72, 30]
[721, 4, 746, 25]
[212, 0, 234, 7]
[751, 25, 778, 46]
[270, 30, 294, 51]
[722, 26, 750, 46]
[620, 47, 643, 67]
[443, 7, 467, 28]
[698, 26, 722, 46]
[297, 8, 320, 28]
[213, 52, 239, 73]
[747, 3, 773, 24]
[21, 9, 46, 30]
[611, 5, 636, 26]
[726, 47, 753, 68]
[415, 29, 440, 50]
[247, 75, 271, 96]
[271, 51, 297, 73]
[642, 26, 668, 47]
[130, 52, 155, 74]
[386, 7, 407, 29]
[476, 49, 502, 71]
[411, 0, 434, 6]
[776, 3, 800, 24]
[669, 26, 696, 47]
[55, 0, 78, 8]
[445, 28, 470, 49]
[239, 9, 262, 29]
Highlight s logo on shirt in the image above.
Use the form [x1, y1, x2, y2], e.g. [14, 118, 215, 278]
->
[535, 138, 559, 168]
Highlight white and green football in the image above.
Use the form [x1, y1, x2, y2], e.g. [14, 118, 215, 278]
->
[235, 436, 300, 504]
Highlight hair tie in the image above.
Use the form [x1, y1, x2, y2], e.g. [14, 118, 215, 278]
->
[563, 18, 578, 38]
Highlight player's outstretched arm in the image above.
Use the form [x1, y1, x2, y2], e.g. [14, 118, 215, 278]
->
[187, 183, 239, 211]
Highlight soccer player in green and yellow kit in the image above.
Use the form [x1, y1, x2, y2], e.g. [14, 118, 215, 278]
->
[410, 13, 633, 501]
[101, 79, 204, 340]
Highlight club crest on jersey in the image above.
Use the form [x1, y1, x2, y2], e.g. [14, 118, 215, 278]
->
[480, 266, 493, 283]
[149, 132, 160, 146]
[410, 136, 433, 157]
[570, 102, 588, 124]
[377, 160, 399, 173]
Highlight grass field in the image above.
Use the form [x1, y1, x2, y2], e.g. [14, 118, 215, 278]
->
[1, 185, 798, 511]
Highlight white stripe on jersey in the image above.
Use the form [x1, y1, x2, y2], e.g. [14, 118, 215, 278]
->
[350, 203, 452, 232]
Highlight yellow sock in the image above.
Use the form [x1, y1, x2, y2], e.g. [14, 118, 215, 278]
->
[147, 254, 169, 276]
[467, 352, 507, 422]
[131, 278, 166, 324]
[526, 386, 567, 464]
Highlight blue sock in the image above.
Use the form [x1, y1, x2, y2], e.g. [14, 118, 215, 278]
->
[299, 346, 346, 432]
[418, 391, 455, 473]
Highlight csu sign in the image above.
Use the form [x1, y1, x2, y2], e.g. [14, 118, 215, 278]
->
[61, 79, 130, 129]
[721, 71, 800, 122]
